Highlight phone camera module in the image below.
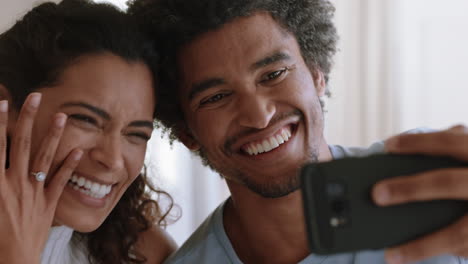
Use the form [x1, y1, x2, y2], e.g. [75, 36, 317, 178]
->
[326, 182, 346, 198]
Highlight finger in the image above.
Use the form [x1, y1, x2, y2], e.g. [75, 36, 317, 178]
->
[29, 113, 67, 187]
[9, 93, 42, 175]
[384, 215, 468, 264]
[385, 126, 468, 160]
[45, 149, 83, 203]
[0, 100, 8, 177]
[373, 168, 468, 206]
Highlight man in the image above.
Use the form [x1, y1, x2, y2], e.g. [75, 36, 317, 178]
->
[128, 0, 468, 263]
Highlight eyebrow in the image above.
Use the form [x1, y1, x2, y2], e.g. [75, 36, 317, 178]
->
[250, 51, 291, 72]
[187, 51, 291, 101]
[188, 78, 225, 100]
[61, 102, 154, 129]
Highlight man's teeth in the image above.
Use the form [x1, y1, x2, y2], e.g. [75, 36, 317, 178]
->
[67, 174, 112, 199]
[245, 128, 292, 155]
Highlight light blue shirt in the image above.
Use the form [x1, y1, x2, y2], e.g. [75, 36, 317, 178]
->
[166, 139, 468, 264]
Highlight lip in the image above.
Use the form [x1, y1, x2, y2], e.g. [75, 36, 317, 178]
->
[65, 183, 112, 208]
[64, 172, 117, 208]
[233, 116, 300, 153]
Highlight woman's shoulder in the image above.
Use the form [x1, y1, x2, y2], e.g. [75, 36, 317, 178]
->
[136, 225, 178, 264]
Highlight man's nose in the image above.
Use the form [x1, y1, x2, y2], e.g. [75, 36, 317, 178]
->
[236, 94, 275, 129]
[89, 134, 125, 172]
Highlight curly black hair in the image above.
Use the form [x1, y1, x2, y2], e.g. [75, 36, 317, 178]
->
[0, 0, 174, 263]
[128, 0, 338, 143]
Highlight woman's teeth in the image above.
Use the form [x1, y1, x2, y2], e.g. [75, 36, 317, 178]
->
[67, 174, 112, 199]
[244, 127, 292, 156]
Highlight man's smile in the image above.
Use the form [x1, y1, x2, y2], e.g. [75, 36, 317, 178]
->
[242, 125, 293, 155]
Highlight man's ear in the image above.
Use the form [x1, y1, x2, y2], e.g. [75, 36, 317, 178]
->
[176, 125, 201, 151]
[311, 69, 326, 97]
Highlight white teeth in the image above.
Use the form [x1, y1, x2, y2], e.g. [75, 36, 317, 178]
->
[276, 134, 285, 144]
[244, 127, 293, 156]
[68, 174, 112, 199]
[77, 177, 85, 187]
[281, 130, 289, 141]
[270, 137, 279, 148]
[251, 145, 258, 155]
[91, 183, 100, 193]
[262, 140, 271, 152]
[256, 143, 264, 154]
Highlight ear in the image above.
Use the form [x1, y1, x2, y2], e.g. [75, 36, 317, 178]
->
[311, 69, 326, 97]
[175, 124, 201, 151]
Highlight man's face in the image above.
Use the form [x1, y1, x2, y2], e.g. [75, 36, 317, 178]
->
[177, 12, 327, 198]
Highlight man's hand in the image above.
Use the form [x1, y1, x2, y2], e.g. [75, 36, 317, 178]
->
[372, 125, 468, 264]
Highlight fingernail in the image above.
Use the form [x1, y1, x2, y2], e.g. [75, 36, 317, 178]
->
[386, 249, 404, 264]
[55, 114, 67, 127]
[385, 136, 400, 152]
[374, 184, 390, 205]
[72, 150, 83, 161]
[29, 93, 42, 108]
[0, 100, 8, 113]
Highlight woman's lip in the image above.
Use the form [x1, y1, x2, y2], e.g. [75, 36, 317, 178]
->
[65, 183, 110, 208]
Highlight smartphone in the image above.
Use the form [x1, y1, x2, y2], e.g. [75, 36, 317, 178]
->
[300, 154, 468, 255]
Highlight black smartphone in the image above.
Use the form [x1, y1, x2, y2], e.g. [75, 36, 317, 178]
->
[300, 154, 468, 255]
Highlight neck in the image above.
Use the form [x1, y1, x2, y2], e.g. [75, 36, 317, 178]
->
[224, 141, 332, 264]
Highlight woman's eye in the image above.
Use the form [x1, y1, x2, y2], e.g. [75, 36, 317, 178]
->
[262, 67, 289, 82]
[68, 114, 98, 126]
[128, 132, 151, 144]
[131, 133, 150, 141]
[200, 93, 229, 106]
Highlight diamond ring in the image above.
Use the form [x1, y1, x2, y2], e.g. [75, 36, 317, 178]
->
[31, 171, 47, 182]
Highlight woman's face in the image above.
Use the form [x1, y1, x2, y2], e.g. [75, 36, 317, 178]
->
[14, 53, 156, 232]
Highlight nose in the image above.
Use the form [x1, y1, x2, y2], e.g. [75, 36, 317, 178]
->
[89, 133, 124, 172]
[236, 93, 275, 129]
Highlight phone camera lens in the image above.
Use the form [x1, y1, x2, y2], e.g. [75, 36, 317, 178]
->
[331, 199, 347, 213]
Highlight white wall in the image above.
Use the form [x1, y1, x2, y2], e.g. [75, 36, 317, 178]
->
[0, 0, 42, 33]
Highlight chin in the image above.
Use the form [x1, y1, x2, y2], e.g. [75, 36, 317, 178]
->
[54, 213, 107, 233]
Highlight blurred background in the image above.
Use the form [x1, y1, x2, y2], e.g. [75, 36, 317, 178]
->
[2, 0, 467, 245]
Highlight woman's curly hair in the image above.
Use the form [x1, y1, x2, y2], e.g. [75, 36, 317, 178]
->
[128, 0, 338, 143]
[0, 0, 174, 263]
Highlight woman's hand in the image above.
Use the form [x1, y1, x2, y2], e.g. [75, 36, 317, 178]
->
[0, 93, 83, 263]
[372, 125, 468, 264]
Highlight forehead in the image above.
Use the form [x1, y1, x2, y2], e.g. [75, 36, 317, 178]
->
[44, 53, 155, 119]
[177, 12, 300, 85]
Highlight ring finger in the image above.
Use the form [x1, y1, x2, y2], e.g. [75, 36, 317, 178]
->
[29, 113, 67, 187]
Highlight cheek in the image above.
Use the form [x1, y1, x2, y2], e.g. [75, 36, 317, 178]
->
[125, 150, 146, 180]
[190, 112, 229, 147]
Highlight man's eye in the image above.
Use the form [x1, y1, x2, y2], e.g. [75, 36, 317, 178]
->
[200, 93, 229, 105]
[69, 114, 98, 126]
[262, 67, 289, 82]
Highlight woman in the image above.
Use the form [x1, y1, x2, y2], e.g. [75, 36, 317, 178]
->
[0, 0, 176, 263]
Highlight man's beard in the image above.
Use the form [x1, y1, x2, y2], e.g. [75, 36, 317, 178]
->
[196, 145, 319, 198]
